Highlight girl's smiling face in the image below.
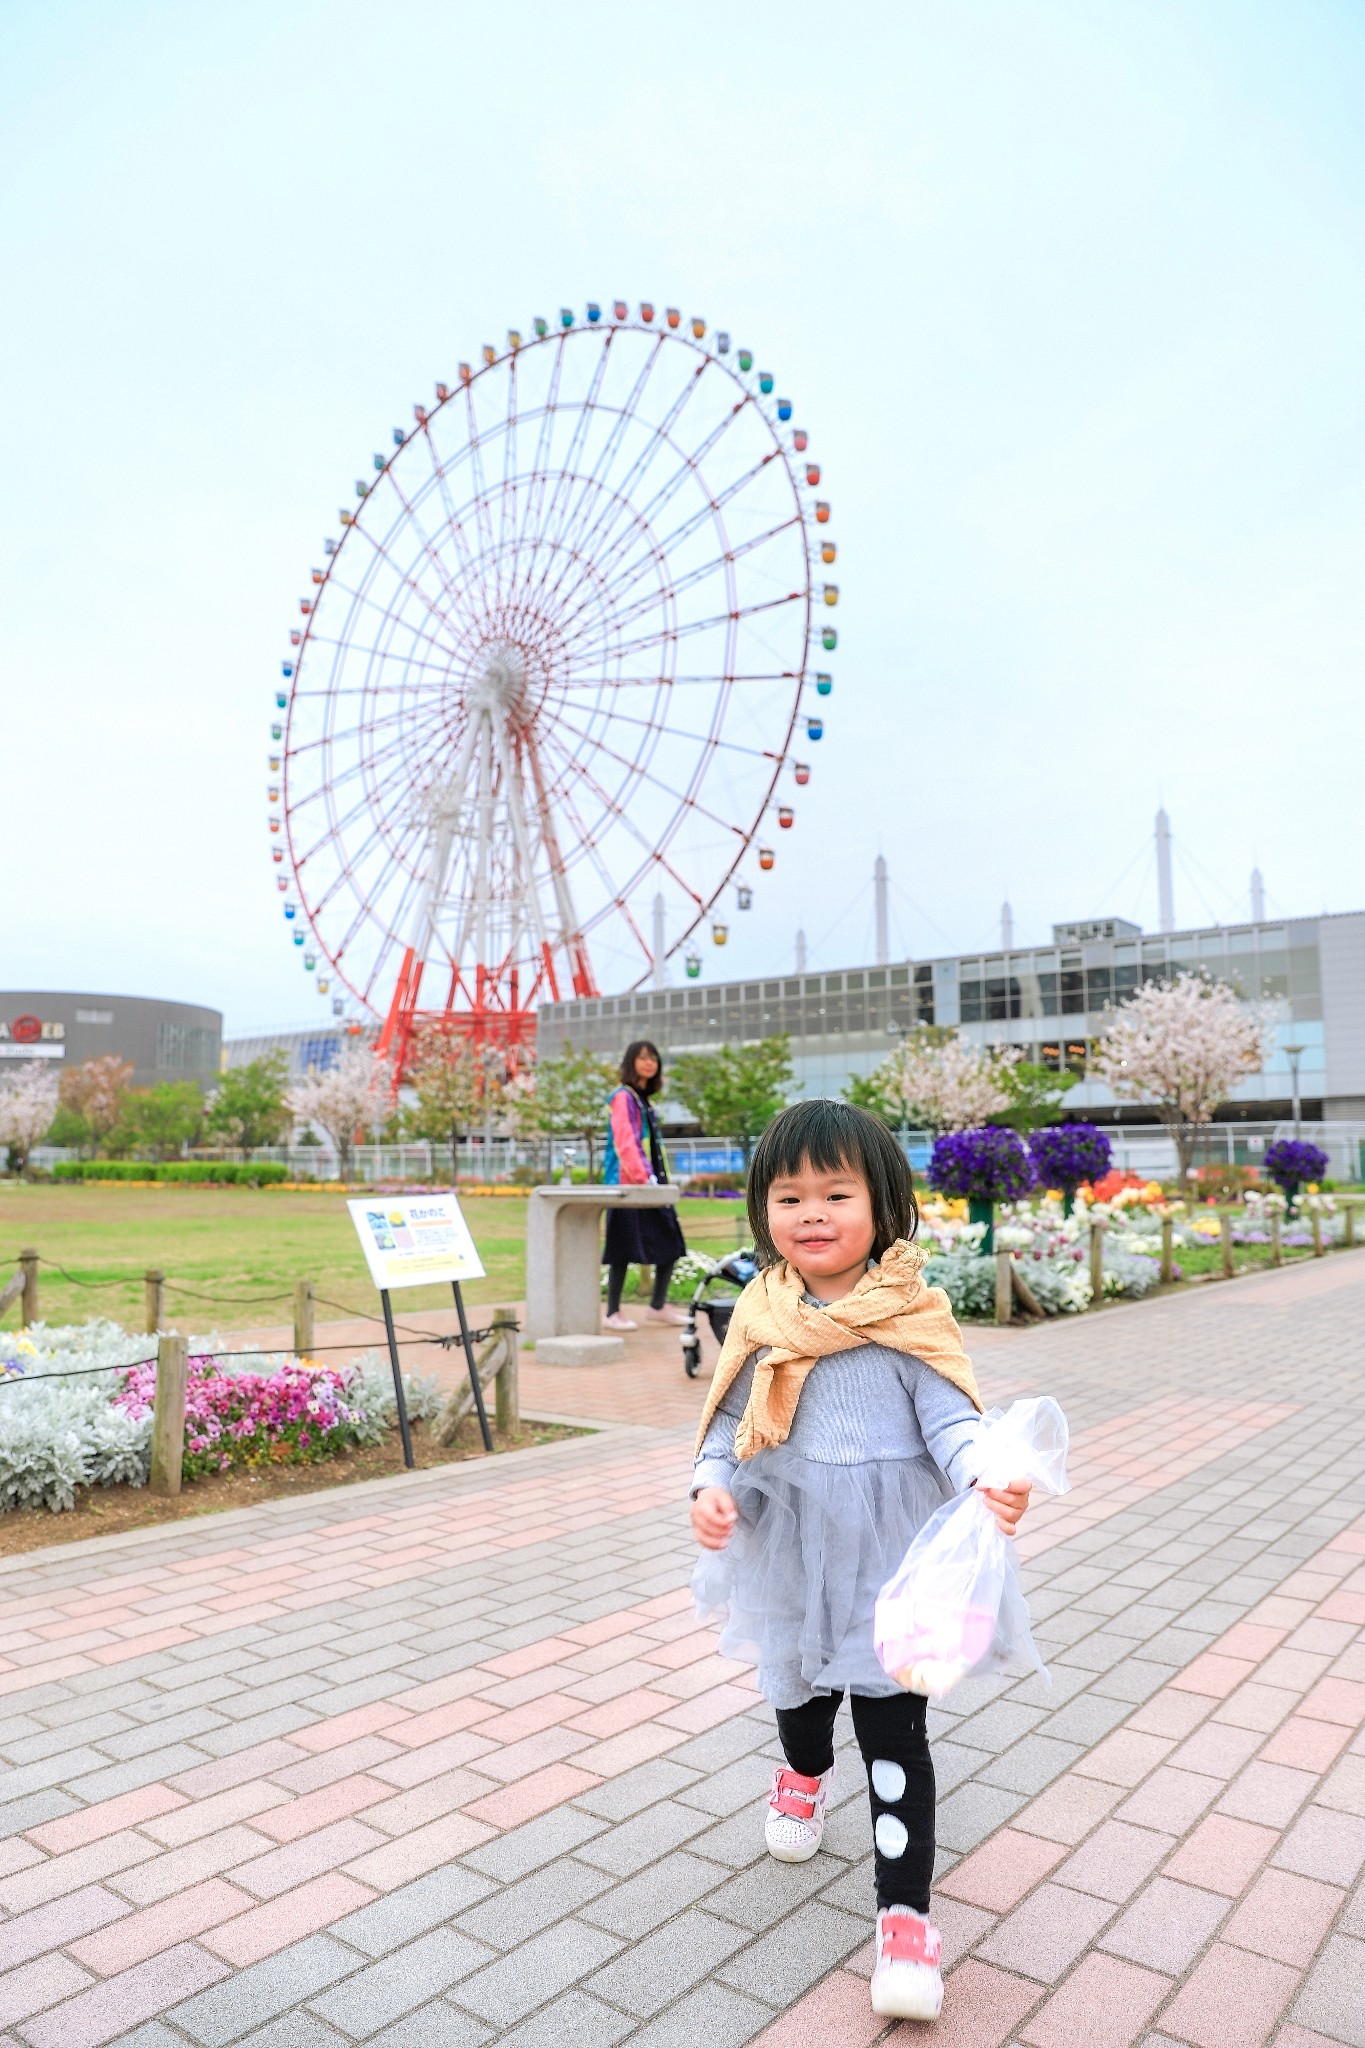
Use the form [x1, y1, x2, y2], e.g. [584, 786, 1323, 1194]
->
[765, 1154, 877, 1302]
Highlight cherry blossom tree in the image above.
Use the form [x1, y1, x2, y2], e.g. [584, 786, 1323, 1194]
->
[402, 1029, 505, 1183]
[1095, 976, 1269, 1181]
[59, 1056, 135, 1156]
[0, 1064, 60, 1173]
[287, 1042, 391, 1181]
[874, 1029, 1023, 1133]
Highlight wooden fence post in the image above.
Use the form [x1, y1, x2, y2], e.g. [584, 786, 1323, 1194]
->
[1160, 1217, 1174, 1284]
[293, 1279, 315, 1358]
[1311, 1208, 1324, 1258]
[494, 1319, 519, 1433]
[18, 1249, 38, 1328]
[1089, 1221, 1106, 1302]
[994, 1249, 1013, 1325]
[150, 1333, 188, 1496]
[144, 1270, 164, 1336]
[1220, 1213, 1235, 1280]
[1271, 1212, 1283, 1265]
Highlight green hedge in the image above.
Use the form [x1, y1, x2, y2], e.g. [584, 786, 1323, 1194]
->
[52, 1160, 290, 1186]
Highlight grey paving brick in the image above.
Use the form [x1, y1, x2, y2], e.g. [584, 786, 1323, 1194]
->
[587, 1907, 749, 2016]
[682, 1807, 769, 1871]
[66, 1746, 208, 1803]
[620, 1980, 771, 2048]
[234, 2018, 351, 2048]
[309, 1927, 493, 2036]
[1088, 1660, 1178, 1704]
[575, 1800, 715, 1876]
[572, 1759, 702, 1821]
[718, 1896, 867, 2002]
[106, 2027, 188, 2048]
[365, 2006, 491, 2048]
[461, 1802, 607, 1882]
[491, 1989, 633, 2048]
[0, 1885, 131, 1971]
[951, 1701, 1047, 1754]
[704, 1845, 846, 1930]
[1289, 1932, 1365, 2046]
[662, 1720, 771, 1775]
[936, 1780, 1027, 1853]
[979, 1734, 1086, 1795]
[578, 1850, 724, 1937]
[329, 1863, 497, 1956]
[673, 1752, 772, 1820]
[192, 1707, 317, 1756]
[0, 1791, 77, 1840]
[453, 1919, 622, 2026]
[457, 1856, 615, 1950]
[1037, 1691, 1134, 1744]
[167, 1935, 357, 2046]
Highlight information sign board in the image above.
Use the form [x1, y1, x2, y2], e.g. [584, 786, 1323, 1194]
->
[347, 1194, 486, 1292]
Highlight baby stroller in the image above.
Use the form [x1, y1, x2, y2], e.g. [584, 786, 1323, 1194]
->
[681, 1247, 758, 1378]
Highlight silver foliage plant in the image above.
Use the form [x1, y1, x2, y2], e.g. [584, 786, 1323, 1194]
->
[0, 1320, 440, 1515]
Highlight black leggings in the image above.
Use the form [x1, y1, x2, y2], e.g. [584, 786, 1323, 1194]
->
[606, 1259, 675, 1316]
[775, 1689, 934, 1912]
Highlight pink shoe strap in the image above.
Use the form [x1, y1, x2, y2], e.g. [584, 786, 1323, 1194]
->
[879, 1913, 941, 1966]
[769, 1768, 822, 1819]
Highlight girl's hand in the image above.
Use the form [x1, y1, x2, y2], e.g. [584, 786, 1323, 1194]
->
[977, 1477, 1032, 1538]
[691, 1486, 738, 1550]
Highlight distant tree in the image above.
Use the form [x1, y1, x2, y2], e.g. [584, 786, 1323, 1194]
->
[842, 1071, 900, 1126]
[524, 1045, 619, 1179]
[117, 1082, 205, 1160]
[204, 1054, 291, 1152]
[403, 1029, 504, 1183]
[994, 1061, 1078, 1135]
[874, 1030, 1021, 1134]
[1095, 976, 1268, 1181]
[59, 1056, 135, 1157]
[670, 1037, 794, 1171]
[0, 1065, 61, 1174]
[287, 1042, 390, 1181]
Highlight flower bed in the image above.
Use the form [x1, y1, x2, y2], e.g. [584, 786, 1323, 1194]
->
[0, 1320, 439, 1512]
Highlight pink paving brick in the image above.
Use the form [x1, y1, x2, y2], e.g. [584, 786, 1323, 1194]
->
[68, 1879, 256, 1975]
[1073, 1729, 1176, 1787]
[18, 1940, 228, 2048]
[465, 1692, 587, 1743]
[228, 1817, 387, 1901]
[938, 1829, 1069, 1914]
[141, 1782, 294, 1847]
[1272, 1805, 1365, 1885]
[910, 1958, 1042, 2046]
[647, 1652, 751, 1701]
[655, 1683, 756, 1734]
[1315, 1589, 1365, 1624]
[561, 1634, 659, 1676]
[977, 1880, 1115, 1982]
[463, 1761, 604, 1829]
[26, 1783, 188, 1856]
[87, 1626, 196, 1665]
[636, 1629, 720, 1671]
[1286, 1618, 1358, 1655]
[341, 1810, 494, 1891]
[1162, 1814, 1279, 1897]
[1127, 1690, 1217, 1741]
[0, 1953, 93, 2030]
[1054, 1821, 1175, 1905]
[199, 1871, 377, 1965]
[1158, 1941, 1298, 2048]
[248, 1772, 390, 1843]
[1012, 1774, 1126, 1846]
[1169, 1651, 1258, 1699]
[291, 1701, 414, 1751]
[0, 1833, 161, 1915]
[748, 1964, 888, 2047]
[1298, 1674, 1365, 1725]
[1168, 1721, 1265, 1779]
[113, 1824, 285, 1906]
[565, 1687, 672, 1739]
[1221, 1867, 1345, 1968]
[1213, 1681, 1301, 1734]
[468, 1725, 595, 1783]
[366, 1729, 498, 1789]
[1216, 1622, 1290, 1660]
[388, 1668, 489, 1713]
[1020, 1952, 1170, 2048]
[381, 1698, 491, 1746]
[1258, 1716, 1354, 1773]
[559, 1611, 651, 1648]
[1217, 1760, 1317, 1828]
[1116, 1767, 1222, 1834]
[1274, 2029, 1355, 2048]
[267, 1735, 406, 1795]
[478, 1635, 579, 1677]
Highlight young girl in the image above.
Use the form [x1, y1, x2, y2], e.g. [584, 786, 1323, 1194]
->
[690, 1099, 1031, 2022]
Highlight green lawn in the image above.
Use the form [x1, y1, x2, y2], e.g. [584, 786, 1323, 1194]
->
[0, 1185, 749, 1334]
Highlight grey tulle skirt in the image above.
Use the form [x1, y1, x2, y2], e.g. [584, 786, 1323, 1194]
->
[692, 1448, 960, 1710]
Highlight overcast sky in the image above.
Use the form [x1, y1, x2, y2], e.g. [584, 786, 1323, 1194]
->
[4, 0, 1362, 1034]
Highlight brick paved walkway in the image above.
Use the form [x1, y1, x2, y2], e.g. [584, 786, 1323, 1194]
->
[0, 1254, 1363, 2046]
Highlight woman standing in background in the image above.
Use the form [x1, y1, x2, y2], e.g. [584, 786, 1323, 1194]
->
[602, 1039, 688, 1332]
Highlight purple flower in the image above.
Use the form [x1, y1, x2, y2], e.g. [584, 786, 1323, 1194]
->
[928, 1126, 1035, 1204]
[1027, 1123, 1112, 1195]
[1263, 1139, 1328, 1197]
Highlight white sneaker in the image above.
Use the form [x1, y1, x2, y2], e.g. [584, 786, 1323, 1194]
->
[643, 1306, 688, 1325]
[602, 1312, 637, 1331]
[870, 1906, 943, 2020]
[764, 1764, 832, 1862]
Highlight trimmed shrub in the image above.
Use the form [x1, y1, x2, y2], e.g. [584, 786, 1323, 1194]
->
[51, 1161, 289, 1186]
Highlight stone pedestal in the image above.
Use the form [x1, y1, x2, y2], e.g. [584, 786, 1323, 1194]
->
[524, 1184, 678, 1341]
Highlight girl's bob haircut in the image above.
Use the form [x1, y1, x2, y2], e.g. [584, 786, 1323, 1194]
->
[620, 1039, 663, 1096]
[746, 1098, 919, 1269]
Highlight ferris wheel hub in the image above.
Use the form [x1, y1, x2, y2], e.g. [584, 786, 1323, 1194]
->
[469, 640, 529, 717]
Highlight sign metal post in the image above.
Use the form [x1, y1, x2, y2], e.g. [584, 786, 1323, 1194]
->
[453, 1282, 494, 1452]
[379, 1288, 416, 1470]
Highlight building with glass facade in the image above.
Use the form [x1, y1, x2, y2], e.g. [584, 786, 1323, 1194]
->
[0, 993, 222, 1091]
[536, 910, 1365, 1127]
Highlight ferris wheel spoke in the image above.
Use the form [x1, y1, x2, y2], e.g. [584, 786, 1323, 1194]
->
[293, 726, 442, 871]
[346, 501, 475, 643]
[540, 731, 706, 917]
[527, 332, 617, 563]
[376, 462, 490, 644]
[514, 336, 568, 558]
[547, 711, 749, 844]
[554, 506, 801, 655]
[538, 338, 672, 575]
[557, 586, 802, 672]
[317, 558, 463, 668]
[550, 699, 780, 763]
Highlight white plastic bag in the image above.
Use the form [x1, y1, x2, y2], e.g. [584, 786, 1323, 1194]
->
[873, 1396, 1071, 1699]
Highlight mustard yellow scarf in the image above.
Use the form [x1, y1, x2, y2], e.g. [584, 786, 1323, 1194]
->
[695, 1238, 981, 1462]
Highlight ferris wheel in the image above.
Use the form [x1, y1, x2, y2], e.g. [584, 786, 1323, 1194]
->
[268, 299, 838, 1066]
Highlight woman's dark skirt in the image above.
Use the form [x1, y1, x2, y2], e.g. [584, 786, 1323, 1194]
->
[602, 1201, 687, 1268]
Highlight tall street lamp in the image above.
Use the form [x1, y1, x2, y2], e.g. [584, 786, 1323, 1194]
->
[1283, 1043, 1304, 1139]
